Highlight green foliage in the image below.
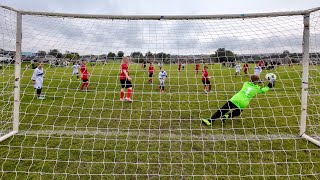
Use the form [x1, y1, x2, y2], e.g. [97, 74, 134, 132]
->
[117, 51, 124, 57]
[48, 49, 62, 58]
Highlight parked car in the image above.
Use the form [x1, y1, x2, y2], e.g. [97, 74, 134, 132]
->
[0, 54, 13, 63]
[22, 56, 38, 62]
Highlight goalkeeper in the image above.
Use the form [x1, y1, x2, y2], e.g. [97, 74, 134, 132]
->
[201, 75, 275, 125]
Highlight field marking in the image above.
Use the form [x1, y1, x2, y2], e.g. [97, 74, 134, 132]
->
[14, 130, 320, 141]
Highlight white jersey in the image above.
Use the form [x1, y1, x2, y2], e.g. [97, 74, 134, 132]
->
[158, 63, 161, 67]
[32, 67, 44, 89]
[72, 64, 80, 73]
[158, 71, 167, 85]
[235, 65, 241, 72]
[182, 63, 185, 68]
[158, 71, 167, 79]
[254, 66, 262, 75]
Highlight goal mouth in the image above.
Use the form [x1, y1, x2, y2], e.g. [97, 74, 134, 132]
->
[0, 4, 320, 179]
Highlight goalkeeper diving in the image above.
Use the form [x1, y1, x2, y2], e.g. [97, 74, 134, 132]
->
[201, 74, 275, 125]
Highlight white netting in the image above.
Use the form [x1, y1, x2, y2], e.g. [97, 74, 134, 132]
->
[0, 7, 320, 178]
[0, 7, 15, 139]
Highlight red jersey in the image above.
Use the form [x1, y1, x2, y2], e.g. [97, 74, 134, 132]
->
[120, 63, 129, 80]
[148, 66, 154, 73]
[195, 64, 200, 70]
[243, 64, 249, 69]
[178, 63, 181, 69]
[202, 70, 209, 81]
[80, 64, 88, 80]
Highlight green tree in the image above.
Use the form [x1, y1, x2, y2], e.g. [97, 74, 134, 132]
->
[117, 51, 124, 58]
[107, 52, 116, 60]
[37, 50, 47, 57]
[48, 49, 62, 58]
[130, 52, 144, 63]
[215, 48, 236, 62]
[65, 52, 79, 60]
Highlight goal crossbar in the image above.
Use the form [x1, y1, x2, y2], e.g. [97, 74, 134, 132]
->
[0, 4, 320, 20]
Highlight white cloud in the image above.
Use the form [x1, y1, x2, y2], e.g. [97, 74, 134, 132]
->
[0, 0, 320, 55]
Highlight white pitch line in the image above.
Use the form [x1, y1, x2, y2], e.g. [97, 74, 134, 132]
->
[14, 130, 316, 141]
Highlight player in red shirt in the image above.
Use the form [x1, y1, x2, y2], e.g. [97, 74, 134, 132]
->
[80, 60, 89, 91]
[243, 63, 249, 76]
[120, 57, 133, 102]
[202, 66, 211, 93]
[195, 63, 200, 74]
[148, 63, 154, 83]
[178, 62, 181, 74]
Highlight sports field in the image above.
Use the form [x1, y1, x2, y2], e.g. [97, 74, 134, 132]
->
[0, 62, 319, 179]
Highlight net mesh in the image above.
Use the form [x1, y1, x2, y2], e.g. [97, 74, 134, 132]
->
[0, 7, 319, 178]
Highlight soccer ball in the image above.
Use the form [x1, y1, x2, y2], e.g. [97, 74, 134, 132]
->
[265, 73, 277, 82]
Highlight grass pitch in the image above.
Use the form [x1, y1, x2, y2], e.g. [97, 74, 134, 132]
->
[0, 62, 319, 179]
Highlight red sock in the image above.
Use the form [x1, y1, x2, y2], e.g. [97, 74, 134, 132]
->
[127, 88, 132, 98]
[120, 91, 124, 99]
[209, 84, 212, 91]
[85, 82, 89, 90]
[204, 85, 206, 91]
[80, 83, 85, 90]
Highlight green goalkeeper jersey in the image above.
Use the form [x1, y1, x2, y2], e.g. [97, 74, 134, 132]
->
[230, 82, 269, 109]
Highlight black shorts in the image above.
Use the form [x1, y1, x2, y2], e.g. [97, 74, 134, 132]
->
[149, 73, 153, 77]
[202, 79, 210, 85]
[82, 79, 88, 82]
[120, 79, 132, 88]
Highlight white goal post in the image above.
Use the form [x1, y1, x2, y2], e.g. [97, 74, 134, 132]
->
[0, 4, 319, 145]
[0, 4, 320, 179]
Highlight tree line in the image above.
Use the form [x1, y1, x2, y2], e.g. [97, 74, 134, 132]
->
[34, 48, 299, 64]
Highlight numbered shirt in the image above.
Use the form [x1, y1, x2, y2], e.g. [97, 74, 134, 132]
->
[230, 82, 269, 109]
[158, 71, 167, 79]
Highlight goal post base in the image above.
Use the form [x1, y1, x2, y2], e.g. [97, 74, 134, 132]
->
[301, 133, 320, 147]
[0, 131, 18, 143]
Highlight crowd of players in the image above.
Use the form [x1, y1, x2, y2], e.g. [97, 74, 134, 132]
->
[31, 57, 276, 125]
[31, 57, 270, 101]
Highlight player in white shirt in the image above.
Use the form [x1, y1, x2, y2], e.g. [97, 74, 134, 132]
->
[235, 64, 241, 76]
[158, 67, 167, 93]
[254, 65, 262, 76]
[31, 63, 45, 99]
[71, 62, 80, 80]
[182, 63, 185, 70]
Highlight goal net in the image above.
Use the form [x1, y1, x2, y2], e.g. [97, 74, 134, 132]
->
[0, 5, 320, 179]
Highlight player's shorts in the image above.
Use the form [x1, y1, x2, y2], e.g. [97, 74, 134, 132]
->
[244, 69, 248, 73]
[202, 79, 210, 85]
[120, 79, 132, 88]
[82, 79, 88, 82]
[159, 78, 165, 86]
[73, 72, 79, 75]
[149, 73, 153, 77]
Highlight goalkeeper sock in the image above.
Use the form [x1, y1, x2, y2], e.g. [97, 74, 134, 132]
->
[204, 86, 206, 91]
[209, 84, 212, 91]
[127, 88, 132, 98]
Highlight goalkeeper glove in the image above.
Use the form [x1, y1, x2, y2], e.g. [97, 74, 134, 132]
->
[267, 81, 275, 88]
